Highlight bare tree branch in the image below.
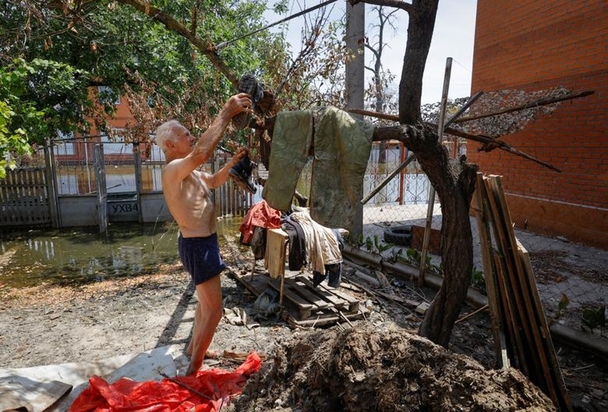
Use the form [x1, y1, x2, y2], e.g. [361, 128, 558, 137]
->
[454, 90, 594, 124]
[190, 0, 202, 35]
[275, 10, 330, 99]
[438, 127, 562, 173]
[347, 108, 563, 172]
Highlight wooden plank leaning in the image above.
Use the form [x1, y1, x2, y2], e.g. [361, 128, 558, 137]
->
[483, 175, 534, 375]
[488, 176, 556, 398]
[518, 239, 573, 412]
[473, 173, 510, 369]
[486, 174, 572, 411]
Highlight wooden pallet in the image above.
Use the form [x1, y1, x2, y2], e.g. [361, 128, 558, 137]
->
[231, 267, 363, 326]
[267, 275, 360, 320]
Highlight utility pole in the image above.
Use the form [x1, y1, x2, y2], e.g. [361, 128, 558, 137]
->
[346, 0, 365, 237]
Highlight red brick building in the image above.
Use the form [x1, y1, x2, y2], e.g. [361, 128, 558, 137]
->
[468, 0, 608, 249]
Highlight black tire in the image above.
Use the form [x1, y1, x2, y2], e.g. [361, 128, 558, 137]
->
[383, 225, 412, 246]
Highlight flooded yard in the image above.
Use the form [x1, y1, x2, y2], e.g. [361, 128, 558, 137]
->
[0, 217, 246, 289]
[0, 222, 182, 288]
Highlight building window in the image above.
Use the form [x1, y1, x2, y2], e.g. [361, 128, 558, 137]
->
[98, 86, 121, 105]
[53, 130, 75, 156]
[100, 128, 133, 155]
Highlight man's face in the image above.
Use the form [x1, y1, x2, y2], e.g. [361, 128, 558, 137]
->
[172, 125, 195, 156]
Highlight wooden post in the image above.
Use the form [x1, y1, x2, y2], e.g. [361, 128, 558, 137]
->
[133, 142, 143, 223]
[399, 144, 406, 205]
[346, 0, 365, 238]
[45, 139, 60, 228]
[419, 57, 452, 287]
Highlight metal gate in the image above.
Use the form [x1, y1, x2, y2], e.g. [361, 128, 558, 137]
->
[0, 167, 52, 227]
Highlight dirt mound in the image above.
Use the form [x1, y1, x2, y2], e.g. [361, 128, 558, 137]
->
[236, 325, 556, 412]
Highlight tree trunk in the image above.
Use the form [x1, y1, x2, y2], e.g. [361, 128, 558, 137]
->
[417, 154, 478, 347]
[399, 0, 439, 124]
[373, 123, 478, 348]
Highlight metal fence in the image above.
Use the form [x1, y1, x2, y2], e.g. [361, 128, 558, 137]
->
[53, 138, 151, 196]
[51, 138, 252, 216]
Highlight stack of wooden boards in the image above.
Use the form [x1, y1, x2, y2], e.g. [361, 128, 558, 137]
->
[474, 173, 572, 412]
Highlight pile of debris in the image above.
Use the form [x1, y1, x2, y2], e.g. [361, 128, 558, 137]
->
[234, 325, 556, 411]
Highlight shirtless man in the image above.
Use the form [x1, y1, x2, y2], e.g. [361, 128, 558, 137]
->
[155, 93, 252, 375]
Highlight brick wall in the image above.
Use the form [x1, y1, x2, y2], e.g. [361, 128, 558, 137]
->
[468, 0, 608, 249]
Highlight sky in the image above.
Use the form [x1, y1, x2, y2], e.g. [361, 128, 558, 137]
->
[264, 0, 478, 104]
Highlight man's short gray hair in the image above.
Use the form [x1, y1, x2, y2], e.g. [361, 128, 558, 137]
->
[155, 120, 181, 152]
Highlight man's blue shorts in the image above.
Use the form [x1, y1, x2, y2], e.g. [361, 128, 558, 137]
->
[178, 233, 226, 285]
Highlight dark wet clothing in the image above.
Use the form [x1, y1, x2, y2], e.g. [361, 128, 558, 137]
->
[282, 217, 307, 271]
[262, 107, 374, 230]
[178, 233, 226, 285]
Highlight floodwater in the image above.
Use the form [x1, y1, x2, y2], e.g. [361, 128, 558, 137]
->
[0, 219, 242, 288]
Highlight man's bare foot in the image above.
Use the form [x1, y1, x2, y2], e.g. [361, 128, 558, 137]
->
[184, 348, 221, 359]
[185, 364, 198, 376]
[205, 349, 222, 359]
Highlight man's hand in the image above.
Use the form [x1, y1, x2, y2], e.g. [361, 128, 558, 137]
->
[224, 93, 253, 118]
[230, 147, 248, 167]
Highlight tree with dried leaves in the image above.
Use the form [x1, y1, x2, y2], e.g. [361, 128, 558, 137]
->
[0, 0, 292, 147]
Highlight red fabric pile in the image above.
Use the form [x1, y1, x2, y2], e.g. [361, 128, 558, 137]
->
[69, 352, 262, 412]
[239, 199, 282, 244]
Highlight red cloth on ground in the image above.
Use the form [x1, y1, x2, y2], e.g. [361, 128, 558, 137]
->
[239, 200, 281, 244]
[69, 352, 262, 412]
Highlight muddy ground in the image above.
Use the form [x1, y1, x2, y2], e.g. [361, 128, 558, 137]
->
[0, 238, 606, 411]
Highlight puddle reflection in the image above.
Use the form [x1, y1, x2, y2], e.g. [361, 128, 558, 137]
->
[0, 222, 181, 288]
[0, 217, 246, 288]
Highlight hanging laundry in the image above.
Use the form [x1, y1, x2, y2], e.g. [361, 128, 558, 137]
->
[239, 199, 282, 245]
[309, 107, 375, 229]
[313, 263, 343, 288]
[264, 228, 289, 279]
[261, 110, 313, 212]
[312, 228, 345, 288]
[262, 107, 374, 230]
[250, 226, 267, 260]
[281, 215, 307, 271]
[289, 209, 342, 275]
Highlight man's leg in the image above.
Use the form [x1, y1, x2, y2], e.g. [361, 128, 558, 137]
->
[186, 302, 201, 356]
[186, 275, 223, 375]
